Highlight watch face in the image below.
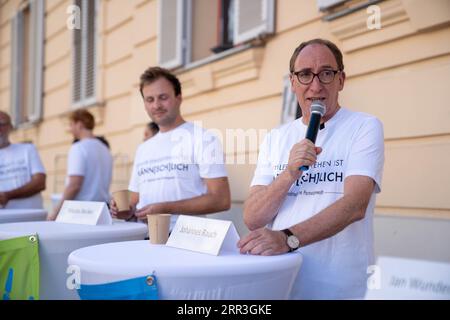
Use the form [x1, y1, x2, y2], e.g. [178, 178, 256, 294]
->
[287, 235, 300, 249]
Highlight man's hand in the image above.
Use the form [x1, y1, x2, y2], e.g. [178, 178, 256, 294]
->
[135, 203, 166, 220]
[47, 211, 57, 221]
[237, 228, 290, 256]
[0, 192, 9, 207]
[287, 139, 322, 178]
[110, 199, 135, 220]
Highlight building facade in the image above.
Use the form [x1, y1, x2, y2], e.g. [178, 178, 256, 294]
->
[1, 0, 449, 259]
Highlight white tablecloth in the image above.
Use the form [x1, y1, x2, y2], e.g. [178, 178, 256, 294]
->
[0, 220, 148, 300]
[0, 209, 47, 223]
[68, 240, 303, 300]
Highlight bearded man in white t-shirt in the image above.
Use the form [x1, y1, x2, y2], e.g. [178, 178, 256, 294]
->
[48, 109, 113, 220]
[238, 39, 385, 300]
[110, 67, 230, 229]
[0, 111, 46, 209]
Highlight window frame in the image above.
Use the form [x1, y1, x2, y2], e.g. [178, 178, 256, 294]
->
[10, 0, 45, 127]
[233, 0, 274, 45]
[281, 74, 301, 124]
[158, 0, 274, 70]
[157, 0, 185, 70]
[316, 0, 348, 11]
[211, 0, 235, 54]
[71, 0, 98, 109]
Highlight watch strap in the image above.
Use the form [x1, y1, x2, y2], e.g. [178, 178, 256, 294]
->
[281, 228, 293, 237]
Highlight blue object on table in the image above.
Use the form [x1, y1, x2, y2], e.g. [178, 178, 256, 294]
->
[77, 274, 159, 300]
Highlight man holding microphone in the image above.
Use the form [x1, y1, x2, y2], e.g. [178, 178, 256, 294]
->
[238, 39, 385, 300]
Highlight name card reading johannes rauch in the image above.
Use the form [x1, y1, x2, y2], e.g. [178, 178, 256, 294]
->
[166, 215, 240, 255]
[56, 200, 112, 226]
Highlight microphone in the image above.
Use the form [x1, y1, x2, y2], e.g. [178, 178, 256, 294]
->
[299, 100, 326, 171]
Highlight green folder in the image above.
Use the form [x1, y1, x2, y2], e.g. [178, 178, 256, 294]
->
[0, 235, 40, 300]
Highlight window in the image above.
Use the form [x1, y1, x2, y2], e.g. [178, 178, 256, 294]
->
[158, 0, 274, 69]
[316, 0, 348, 11]
[10, 0, 45, 126]
[319, 0, 382, 21]
[72, 0, 97, 108]
[281, 75, 301, 124]
[212, 0, 235, 54]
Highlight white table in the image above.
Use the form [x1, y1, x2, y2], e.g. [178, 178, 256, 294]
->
[0, 209, 47, 223]
[0, 221, 148, 300]
[68, 240, 303, 300]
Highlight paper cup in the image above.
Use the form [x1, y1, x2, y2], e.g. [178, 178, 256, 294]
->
[147, 214, 171, 244]
[112, 190, 130, 212]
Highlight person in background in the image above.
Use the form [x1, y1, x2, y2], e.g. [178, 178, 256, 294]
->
[48, 109, 113, 220]
[73, 135, 110, 149]
[0, 111, 46, 209]
[143, 121, 159, 141]
[110, 67, 231, 230]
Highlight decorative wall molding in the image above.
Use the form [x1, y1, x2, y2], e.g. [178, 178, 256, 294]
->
[179, 46, 265, 98]
[329, 0, 410, 52]
[328, 0, 450, 53]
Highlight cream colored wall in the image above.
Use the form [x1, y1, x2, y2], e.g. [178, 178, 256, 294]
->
[0, 0, 449, 219]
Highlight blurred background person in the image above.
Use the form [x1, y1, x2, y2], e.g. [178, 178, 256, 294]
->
[0, 111, 46, 209]
[48, 109, 112, 220]
[143, 121, 159, 141]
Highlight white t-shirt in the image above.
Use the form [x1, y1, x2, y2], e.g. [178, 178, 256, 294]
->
[0, 143, 46, 209]
[251, 107, 384, 300]
[67, 138, 113, 203]
[129, 122, 228, 230]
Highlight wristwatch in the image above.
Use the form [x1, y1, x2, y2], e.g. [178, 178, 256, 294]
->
[281, 228, 300, 252]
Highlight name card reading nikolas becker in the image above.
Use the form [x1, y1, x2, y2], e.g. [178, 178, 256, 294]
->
[365, 256, 450, 300]
[56, 200, 112, 226]
[166, 215, 240, 255]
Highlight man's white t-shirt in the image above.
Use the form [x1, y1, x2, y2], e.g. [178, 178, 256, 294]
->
[0, 143, 46, 209]
[67, 138, 113, 202]
[129, 122, 227, 230]
[251, 107, 384, 300]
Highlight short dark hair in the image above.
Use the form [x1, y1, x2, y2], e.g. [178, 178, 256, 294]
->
[0, 110, 12, 127]
[139, 66, 182, 98]
[69, 109, 95, 130]
[147, 121, 159, 133]
[289, 38, 344, 73]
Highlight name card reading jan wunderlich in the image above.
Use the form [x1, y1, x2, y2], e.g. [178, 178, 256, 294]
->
[365, 256, 450, 300]
[166, 215, 240, 255]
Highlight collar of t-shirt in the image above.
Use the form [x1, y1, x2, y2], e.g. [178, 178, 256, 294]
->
[297, 106, 344, 132]
[153, 122, 190, 138]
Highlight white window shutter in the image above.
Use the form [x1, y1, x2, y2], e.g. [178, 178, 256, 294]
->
[281, 75, 299, 124]
[72, 0, 97, 107]
[72, 0, 82, 104]
[316, 0, 347, 11]
[233, 0, 274, 45]
[158, 0, 184, 69]
[28, 0, 45, 123]
[84, 0, 96, 100]
[10, 12, 24, 126]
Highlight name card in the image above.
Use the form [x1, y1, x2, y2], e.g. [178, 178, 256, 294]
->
[365, 256, 450, 300]
[56, 200, 112, 226]
[166, 215, 240, 255]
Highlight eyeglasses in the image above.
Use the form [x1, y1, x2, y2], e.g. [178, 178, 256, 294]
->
[292, 69, 341, 85]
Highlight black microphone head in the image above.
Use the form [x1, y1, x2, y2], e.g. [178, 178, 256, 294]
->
[311, 100, 326, 117]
